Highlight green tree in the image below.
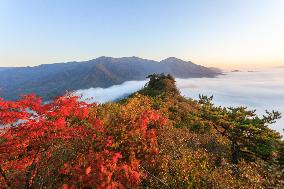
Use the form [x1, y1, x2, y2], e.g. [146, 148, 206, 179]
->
[139, 73, 180, 97]
[198, 95, 282, 168]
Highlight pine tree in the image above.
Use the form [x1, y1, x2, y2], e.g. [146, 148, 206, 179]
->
[199, 95, 282, 167]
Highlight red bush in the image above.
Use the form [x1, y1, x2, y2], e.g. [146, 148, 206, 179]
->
[0, 94, 165, 188]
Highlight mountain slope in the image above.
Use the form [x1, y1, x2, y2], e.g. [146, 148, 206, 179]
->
[0, 74, 282, 188]
[0, 56, 221, 100]
[0, 67, 14, 72]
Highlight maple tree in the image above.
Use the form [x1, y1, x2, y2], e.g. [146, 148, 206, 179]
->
[0, 94, 165, 188]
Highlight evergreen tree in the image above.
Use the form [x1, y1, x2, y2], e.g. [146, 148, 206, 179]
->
[199, 95, 282, 166]
[139, 73, 180, 97]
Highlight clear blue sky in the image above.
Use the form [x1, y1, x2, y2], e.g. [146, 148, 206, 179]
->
[0, 0, 284, 69]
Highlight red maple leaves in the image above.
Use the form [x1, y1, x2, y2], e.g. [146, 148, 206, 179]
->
[0, 94, 166, 188]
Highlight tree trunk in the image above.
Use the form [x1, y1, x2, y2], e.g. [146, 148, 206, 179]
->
[231, 142, 239, 165]
[231, 141, 240, 175]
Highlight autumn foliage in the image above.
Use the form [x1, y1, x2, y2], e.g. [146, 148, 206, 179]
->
[0, 74, 284, 188]
[0, 94, 166, 188]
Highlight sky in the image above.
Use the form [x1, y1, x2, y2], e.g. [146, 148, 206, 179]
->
[0, 0, 284, 69]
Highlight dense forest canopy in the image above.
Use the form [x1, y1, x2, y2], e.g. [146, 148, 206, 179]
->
[0, 74, 283, 188]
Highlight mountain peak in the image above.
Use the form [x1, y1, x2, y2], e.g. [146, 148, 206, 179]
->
[160, 57, 185, 63]
[93, 56, 146, 63]
[95, 56, 113, 61]
[0, 56, 220, 100]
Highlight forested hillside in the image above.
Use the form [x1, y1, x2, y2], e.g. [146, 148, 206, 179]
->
[0, 74, 283, 188]
[0, 57, 220, 101]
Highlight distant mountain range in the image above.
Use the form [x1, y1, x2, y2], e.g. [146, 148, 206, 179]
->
[0, 67, 14, 72]
[0, 56, 221, 100]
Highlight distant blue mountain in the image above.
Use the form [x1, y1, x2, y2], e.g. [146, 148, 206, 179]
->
[0, 67, 14, 72]
[0, 57, 221, 100]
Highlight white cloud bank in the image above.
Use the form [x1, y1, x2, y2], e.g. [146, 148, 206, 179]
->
[76, 68, 284, 134]
[75, 80, 148, 104]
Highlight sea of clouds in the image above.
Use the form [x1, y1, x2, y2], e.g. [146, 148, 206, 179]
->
[76, 80, 149, 103]
[76, 68, 284, 134]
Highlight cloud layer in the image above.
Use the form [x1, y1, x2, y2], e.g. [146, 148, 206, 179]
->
[76, 68, 284, 134]
[75, 80, 148, 104]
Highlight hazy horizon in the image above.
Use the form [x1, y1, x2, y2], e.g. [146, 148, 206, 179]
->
[1, 0, 284, 69]
[1, 56, 283, 71]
